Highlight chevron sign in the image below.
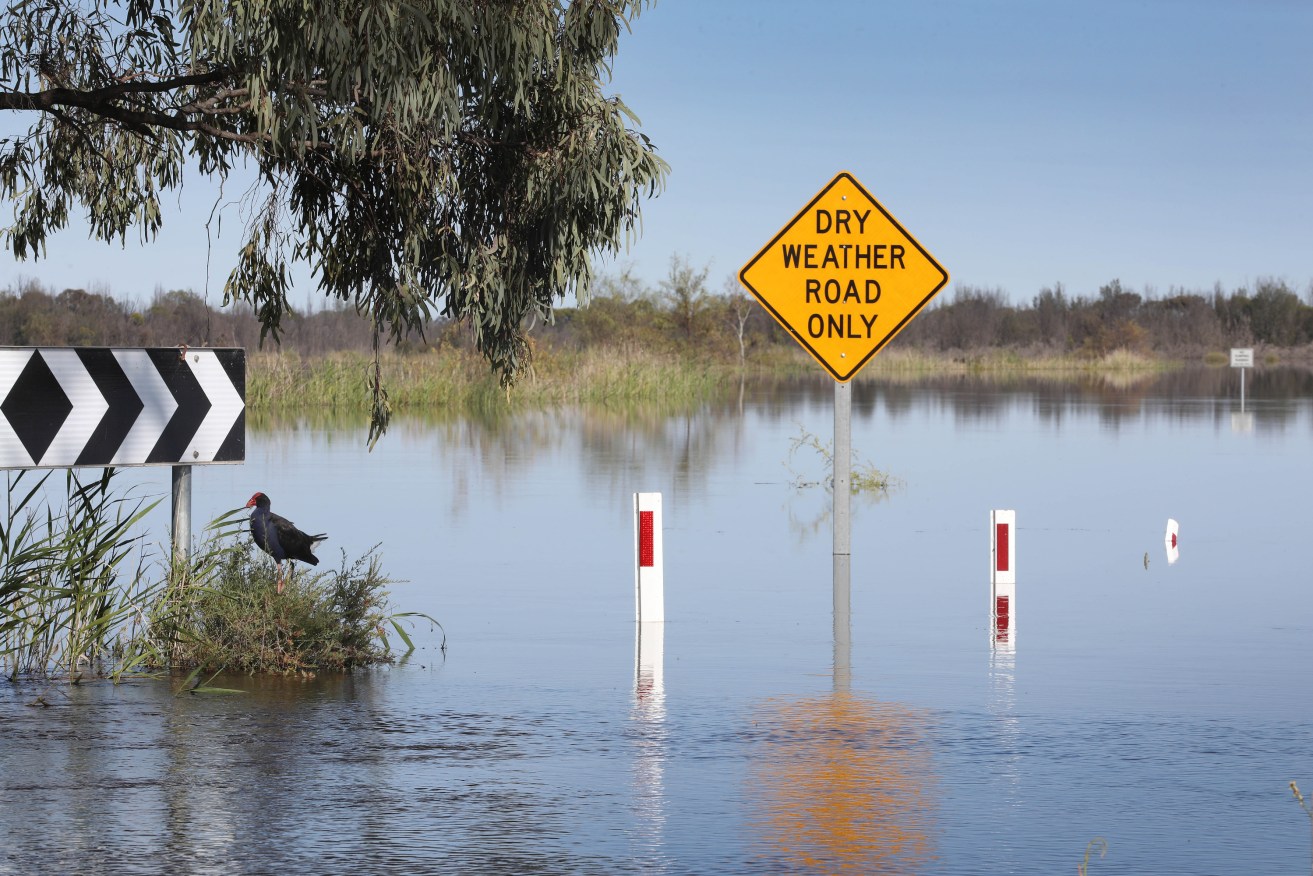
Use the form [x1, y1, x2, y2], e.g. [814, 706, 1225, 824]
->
[0, 347, 244, 469]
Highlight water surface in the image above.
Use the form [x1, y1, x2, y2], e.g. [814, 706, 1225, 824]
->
[3, 367, 1311, 874]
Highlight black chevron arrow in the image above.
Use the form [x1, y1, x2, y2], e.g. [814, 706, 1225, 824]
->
[74, 348, 142, 467]
[145, 349, 211, 464]
[1, 351, 73, 464]
[216, 409, 245, 462]
[216, 349, 244, 461]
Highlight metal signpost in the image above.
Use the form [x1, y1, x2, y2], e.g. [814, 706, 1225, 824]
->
[1230, 347, 1253, 409]
[1230, 347, 1254, 432]
[739, 171, 948, 658]
[0, 347, 246, 565]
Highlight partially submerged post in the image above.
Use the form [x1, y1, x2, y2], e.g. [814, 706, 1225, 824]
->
[1231, 347, 1253, 411]
[990, 510, 1016, 648]
[634, 492, 664, 623]
[833, 383, 852, 691]
[738, 171, 948, 667]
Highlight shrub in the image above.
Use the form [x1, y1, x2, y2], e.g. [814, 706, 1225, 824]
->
[135, 532, 440, 676]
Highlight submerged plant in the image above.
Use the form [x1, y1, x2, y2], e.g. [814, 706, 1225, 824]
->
[1077, 837, 1108, 875]
[785, 426, 899, 496]
[0, 469, 157, 680]
[1292, 782, 1312, 875]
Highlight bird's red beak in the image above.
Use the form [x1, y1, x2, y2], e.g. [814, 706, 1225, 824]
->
[245, 494, 259, 508]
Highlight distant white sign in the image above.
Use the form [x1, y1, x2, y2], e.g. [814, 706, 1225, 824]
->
[1230, 348, 1254, 368]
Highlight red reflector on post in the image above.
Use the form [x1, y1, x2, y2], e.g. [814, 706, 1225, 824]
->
[639, 511, 654, 567]
[995, 523, 1009, 572]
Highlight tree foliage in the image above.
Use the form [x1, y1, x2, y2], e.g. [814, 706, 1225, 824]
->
[0, 0, 667, 439]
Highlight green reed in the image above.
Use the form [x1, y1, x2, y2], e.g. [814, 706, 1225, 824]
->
[786, 427, 898, 496]
[1077, 837, 1108, 875]
[0, 471, 436, 681]
[1292, 782, 1313, 875]
[0, 468, 158, 680]
[246, 347, 741, 414]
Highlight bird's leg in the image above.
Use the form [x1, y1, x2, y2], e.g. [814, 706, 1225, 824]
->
[276, 562, 286, 594]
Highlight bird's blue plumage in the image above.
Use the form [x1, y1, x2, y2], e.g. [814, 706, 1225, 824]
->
[245, 492, 325, 566]
[249, 505, 286, 561]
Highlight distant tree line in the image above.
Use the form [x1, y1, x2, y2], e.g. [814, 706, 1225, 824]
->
[897, 278, 1313, 357]
[0, 279, 386, 354]
[1, 266, 1310, 363]
[550, 263, 1313, 362]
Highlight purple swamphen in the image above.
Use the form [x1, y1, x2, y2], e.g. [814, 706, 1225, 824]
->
[245, 492, 327, 592]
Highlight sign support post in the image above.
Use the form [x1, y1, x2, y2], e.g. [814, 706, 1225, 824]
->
[1230, 347, 1253, 412]
[172, 465, 192, 570]
[833, 381, 852, 691]
[739, 171, 948, 653]
[990, 509, 1016, 648]
[833, 382, 851, 559]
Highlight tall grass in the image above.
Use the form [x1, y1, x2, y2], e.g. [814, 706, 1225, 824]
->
[247, 347, 747, 413]
[130, 512, 441, 676]
[246, 345, 1181, 420]
[1, 471, 436, 682]
[0, 469, 157, 680]
[862, 347, 1170, 376]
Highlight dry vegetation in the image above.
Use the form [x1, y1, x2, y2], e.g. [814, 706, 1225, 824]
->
[3, 265, 1310, 414]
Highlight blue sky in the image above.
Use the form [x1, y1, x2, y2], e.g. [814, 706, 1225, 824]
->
[603, 0, 1312, 302]
[6, 0, 1311, 307]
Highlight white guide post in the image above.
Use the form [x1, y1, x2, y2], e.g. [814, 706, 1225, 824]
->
[635, 492, 664, 623]
[990, 510, 1016, 648]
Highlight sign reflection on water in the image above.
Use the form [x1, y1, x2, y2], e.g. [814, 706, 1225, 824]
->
[749, 694, 938, 871]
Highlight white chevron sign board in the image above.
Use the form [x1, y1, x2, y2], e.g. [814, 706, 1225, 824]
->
[0, 347, 244, 469]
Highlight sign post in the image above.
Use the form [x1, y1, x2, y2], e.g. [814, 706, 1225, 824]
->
[740, 172, 948, 628]
[1230, 347, 1253, 411]
[990, 510, 1016, 648]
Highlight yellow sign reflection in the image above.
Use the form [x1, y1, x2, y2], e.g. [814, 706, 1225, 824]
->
[750, 693, 938, 873]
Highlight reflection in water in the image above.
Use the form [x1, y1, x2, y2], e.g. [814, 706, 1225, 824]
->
[250, 366, 1313, 441]
[0, 674, 621, 874]
[750, 693, 938, 873]
[244, 367, 1313, 539]
[750, 543, 939, 872]
[632, 622, 668, 871]
[989, 647, 1021, 806]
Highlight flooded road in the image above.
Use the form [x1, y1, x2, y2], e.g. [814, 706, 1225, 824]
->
[2, 367, 1311, 874]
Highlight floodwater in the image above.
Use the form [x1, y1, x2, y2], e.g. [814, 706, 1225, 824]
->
[2, 366, 1311, 874]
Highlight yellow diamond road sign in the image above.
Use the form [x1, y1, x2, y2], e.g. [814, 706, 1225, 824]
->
[739, 172, 949, 382]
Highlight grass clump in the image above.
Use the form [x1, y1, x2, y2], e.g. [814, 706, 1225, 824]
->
[128, 510, 442, 677]
[0, 470, 439, 682]
[146, 538, 435, 676]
